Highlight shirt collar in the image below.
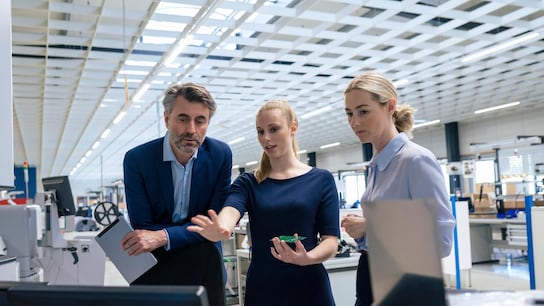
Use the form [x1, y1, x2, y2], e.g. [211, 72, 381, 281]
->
[371, 132, 409, 172]
[163, 132, 198, 163]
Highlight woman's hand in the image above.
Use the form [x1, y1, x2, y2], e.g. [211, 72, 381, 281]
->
[188, 209, 232, 242]
[341, 213, 366, 239]
[270, 233, 310, 266]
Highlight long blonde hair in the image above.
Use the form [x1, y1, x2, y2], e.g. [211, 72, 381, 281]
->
[344, 71, 414, 138]
[254, 99, 299, 183]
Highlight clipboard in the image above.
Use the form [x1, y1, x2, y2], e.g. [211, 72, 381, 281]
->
[364, 199, 446, 306]
[95, 217, 157, 283]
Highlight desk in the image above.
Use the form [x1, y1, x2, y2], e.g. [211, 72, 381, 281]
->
[323, 253, 360, 306]
[236, 249, 359, 306]
[469, 217, 527, 263]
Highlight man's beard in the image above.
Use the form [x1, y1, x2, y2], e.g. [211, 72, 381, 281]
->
[174, 134, 201, 154]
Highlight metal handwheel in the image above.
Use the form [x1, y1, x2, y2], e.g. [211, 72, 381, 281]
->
[93, 201, 120, 226]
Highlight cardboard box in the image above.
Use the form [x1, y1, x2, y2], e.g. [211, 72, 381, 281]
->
[235, 232, 247, 249]
[504, 183, 518, 195]
[504, 199, 517, 210]
[472, 192, 494, 209]
[499, 195, 526, 210]
[475, 183, 495, 194]
[516, 196, 526, 209]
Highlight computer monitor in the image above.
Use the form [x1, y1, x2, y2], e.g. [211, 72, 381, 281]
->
[0, 281, 46, 306]
[0, 282, 23, 306]
[42, 176, 76, 217]
[7, 284, 209, 306]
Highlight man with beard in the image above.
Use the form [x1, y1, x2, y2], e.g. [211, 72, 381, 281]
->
[121, 83, 232, 306]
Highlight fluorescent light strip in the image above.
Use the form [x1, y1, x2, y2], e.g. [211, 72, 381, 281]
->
[301, 105, 332, 119]
[164, 35, 193, 67]
[393, 79, 410, 88]
[116, 78, 141, 83]
[297, 149, 307, 154]
[119, 70, 148, 76]
[133, 83, 150, 102]
[232, 165, 240, 169]
[125, 60, 156, 67]
[462, 32, 540, 63]
[101, 129, 111, 139]
[228, 137, 245, 145]
[320, 142, 340, 149]
[413, 119, 440, 129]
[113, 111, 127, 124]
[474, 101, 520, 114]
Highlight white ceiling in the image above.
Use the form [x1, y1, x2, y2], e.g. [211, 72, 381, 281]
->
[10, 0, 544, 193]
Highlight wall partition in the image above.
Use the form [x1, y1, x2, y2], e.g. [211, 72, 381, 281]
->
[0, 0, 14, 190]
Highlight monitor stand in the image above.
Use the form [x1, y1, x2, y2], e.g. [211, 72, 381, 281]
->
[41, 200, 73, 249]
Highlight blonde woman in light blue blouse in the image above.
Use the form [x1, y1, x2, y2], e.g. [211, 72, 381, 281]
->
[341, 71, 455, 306]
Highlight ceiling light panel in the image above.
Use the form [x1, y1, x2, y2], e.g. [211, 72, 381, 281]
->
[10, 0, 544, 192]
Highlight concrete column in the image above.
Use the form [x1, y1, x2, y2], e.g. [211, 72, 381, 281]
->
[307, 152, 316, 167]
[445, 122, 462, 194]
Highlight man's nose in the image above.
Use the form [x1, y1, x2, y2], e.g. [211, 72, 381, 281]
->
[186, 121, 196, 133]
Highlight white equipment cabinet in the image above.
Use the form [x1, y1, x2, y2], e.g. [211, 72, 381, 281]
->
[531, 207, 544, 289]
[442, 200, 472, 287]
[42, 232, 106, 285]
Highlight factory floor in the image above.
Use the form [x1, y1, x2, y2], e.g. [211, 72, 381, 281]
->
[103, 249, 532, 306]
[445, 259, 530, 291]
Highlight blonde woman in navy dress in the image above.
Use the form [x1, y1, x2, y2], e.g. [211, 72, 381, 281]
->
[189, 99, 340, 306]
[341, 71, 455, 306]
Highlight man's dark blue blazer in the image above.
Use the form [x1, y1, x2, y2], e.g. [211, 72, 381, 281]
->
[123, 135, 232, 251]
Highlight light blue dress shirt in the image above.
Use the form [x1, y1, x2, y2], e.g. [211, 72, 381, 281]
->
[163, 134, 197, 222]
[356, 132, 455, 257]
[162, 133, 197, 249]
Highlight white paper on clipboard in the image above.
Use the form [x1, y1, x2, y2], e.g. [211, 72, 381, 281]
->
[95, 217, 157, 283]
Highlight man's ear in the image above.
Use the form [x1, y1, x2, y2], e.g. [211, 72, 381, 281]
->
[164, 111, 169, 127]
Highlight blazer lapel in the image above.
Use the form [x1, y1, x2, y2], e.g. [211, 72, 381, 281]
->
[188, 141, 209, 216]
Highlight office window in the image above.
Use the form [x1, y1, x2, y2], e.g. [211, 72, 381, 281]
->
[474, 160, 495, 184]
[343, 173, 366, 208]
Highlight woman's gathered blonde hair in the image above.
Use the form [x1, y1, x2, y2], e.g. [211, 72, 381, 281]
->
[254, 99, 299, 183]
[344, 71, 415, 138]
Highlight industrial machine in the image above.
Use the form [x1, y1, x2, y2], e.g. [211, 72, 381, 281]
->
[0, 176, 106, 285]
